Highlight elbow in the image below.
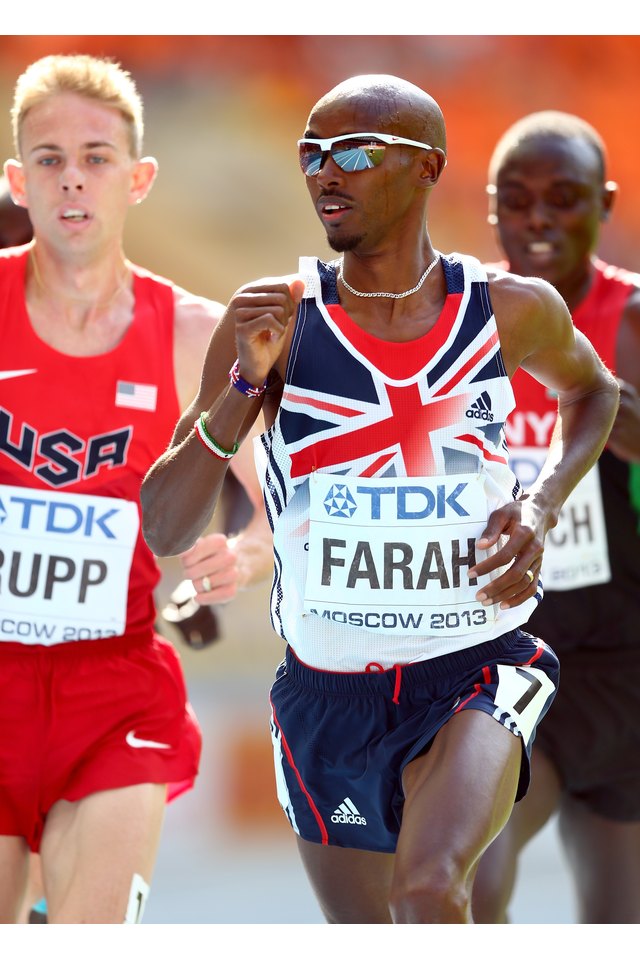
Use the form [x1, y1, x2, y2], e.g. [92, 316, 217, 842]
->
[140, 484, 190, 558]
[142, 520, 177, 558]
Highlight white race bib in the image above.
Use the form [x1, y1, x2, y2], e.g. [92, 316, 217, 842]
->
[510, 449, 611, 590]
[0, 483, 138, 645]
[304, 472, 496, 636]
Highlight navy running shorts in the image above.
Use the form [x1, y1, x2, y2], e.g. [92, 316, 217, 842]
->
[269, 630, 559, 853]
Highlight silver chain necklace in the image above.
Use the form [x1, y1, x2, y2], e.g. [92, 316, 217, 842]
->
[337, 252, 440, 299]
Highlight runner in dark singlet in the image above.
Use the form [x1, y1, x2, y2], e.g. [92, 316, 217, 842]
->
[141, 77, 619, 923]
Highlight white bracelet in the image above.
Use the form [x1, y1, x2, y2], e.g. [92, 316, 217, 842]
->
[194, 414, 238, 460]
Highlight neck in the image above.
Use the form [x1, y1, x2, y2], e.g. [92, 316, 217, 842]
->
[28, 242, 131, 317]
[554, 258, 596, 312]
[339, 244, 439, 300]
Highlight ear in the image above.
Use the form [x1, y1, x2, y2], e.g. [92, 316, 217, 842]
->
[419, 148, 447, 187]
[129, 156, 158, 206]
[4, 159, 28, 208]
[601, 179, 617, 222]
[486, 183, 498, 226]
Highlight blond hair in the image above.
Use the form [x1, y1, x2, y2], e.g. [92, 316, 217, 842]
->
[11, 54, 144, 158]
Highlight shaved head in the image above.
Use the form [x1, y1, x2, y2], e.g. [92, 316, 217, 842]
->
[307, 74, 447, 155]
[489, 110, 606, 185]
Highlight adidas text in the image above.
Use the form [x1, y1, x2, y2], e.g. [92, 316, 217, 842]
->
[466, 408, 494, 421]
[331, 798, 367, 826]
[331, 812, 367, 825]
[466, 391, 494, 422]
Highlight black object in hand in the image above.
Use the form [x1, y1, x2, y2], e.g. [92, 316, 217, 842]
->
[160, 580, 220, 649]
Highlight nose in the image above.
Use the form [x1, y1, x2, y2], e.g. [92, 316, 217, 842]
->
[59, 163, 85, 193]
[315, 152, 345, 188]
[527, 198, 553, 232]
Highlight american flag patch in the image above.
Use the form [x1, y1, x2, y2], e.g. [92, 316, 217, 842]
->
[115, 380, 158, 412]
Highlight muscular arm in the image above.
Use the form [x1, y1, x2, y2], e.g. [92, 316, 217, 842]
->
[471, 273, 620, 607]
[177, 419, 274, 604]
[141, 276, 304, 557]
[609, 290, 640, 461]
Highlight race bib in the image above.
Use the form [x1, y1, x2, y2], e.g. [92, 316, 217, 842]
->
[510, 449, 611, 590]
[0, 484, 138, 645]
[304, 472, 496, 636]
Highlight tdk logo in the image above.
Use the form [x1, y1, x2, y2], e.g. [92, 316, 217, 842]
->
[356, 483, 469, 520]
[466, 391, 494, 422]
[331, 797, 367, 826]
[324, 484, 357, 518]
[8, 494, 119, 539]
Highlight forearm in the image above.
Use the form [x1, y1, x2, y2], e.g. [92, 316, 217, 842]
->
[525, 375, 620, 526]
[605, 380, 640, 462]
[141, 386, 261, 557]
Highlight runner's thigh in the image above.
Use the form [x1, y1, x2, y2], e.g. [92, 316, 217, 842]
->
[40, 782, 166, 923]
[0, 835, 30, 923]
[397, 710, 521, 883]
[559, 796, 640, 923]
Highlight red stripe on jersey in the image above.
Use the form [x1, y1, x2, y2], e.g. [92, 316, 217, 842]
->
[282, 390, 362, 418]
[326, 294, 463, 379]
[456, 433, 508, 464]
[433, 329, 500, 397]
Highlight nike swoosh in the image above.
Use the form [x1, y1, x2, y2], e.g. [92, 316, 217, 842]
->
[0, 369, 37, 381]
[126, 730, 171, 750]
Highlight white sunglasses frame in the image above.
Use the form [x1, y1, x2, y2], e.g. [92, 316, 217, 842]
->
[297, 132, 437, 175]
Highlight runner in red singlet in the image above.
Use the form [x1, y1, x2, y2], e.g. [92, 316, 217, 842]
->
[0, 53, 270, 925]
[473, 111, 640, 924]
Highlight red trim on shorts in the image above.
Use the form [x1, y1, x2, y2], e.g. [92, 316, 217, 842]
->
[454, 683, 483, 712]
[392, 664, 402, 704]
[270, 697, 329, 844]
[454, 665, 492, 713]
[520, 642, 544, 667]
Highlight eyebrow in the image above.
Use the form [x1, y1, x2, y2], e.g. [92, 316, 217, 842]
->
[29, 140, 118, 155]
[498, 176, 588, 187]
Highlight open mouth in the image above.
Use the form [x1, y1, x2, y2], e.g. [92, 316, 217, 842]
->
[527, 241, 554, 255]
[320, 201, 351, 222]
[61, 209, 89, 222]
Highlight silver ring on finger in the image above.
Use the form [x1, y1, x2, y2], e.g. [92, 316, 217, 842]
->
[202, 575, 212, 592]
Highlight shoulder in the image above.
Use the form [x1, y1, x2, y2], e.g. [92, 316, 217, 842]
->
[487, 267, 567, 323]
[129, 263, 225, 347]
[485, 269, 574, 376]
[0, 243, 30, 268]
[172, 283, 225, 353]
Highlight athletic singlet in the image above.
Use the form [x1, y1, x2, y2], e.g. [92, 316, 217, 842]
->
[255, 253, 541, 671]
[0, 246, 180, 646]
[499, 257, 640, 652]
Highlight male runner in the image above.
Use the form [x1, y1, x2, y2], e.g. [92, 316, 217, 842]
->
[140, 76, 619, 923]
[472, 111, 640, 923]
[0, 53, 269, 924]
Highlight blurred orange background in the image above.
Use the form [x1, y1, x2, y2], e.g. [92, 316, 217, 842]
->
[2, 35, 639, 305]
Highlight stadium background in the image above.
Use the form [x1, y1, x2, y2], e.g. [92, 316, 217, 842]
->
[1, 34, 638, 924]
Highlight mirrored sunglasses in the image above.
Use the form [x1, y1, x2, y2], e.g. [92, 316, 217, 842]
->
[298, 132, 434, 176]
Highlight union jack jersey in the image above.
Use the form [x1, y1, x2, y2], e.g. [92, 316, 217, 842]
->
[255, 253, 542, 670]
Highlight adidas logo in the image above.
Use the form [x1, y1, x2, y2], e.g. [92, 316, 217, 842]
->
[331, 797, 367, 826]
[466, 390, 494, 422]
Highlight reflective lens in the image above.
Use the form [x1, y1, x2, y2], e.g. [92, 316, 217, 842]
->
[299, 137, 387, 176]
[299, 132, 436, 177]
